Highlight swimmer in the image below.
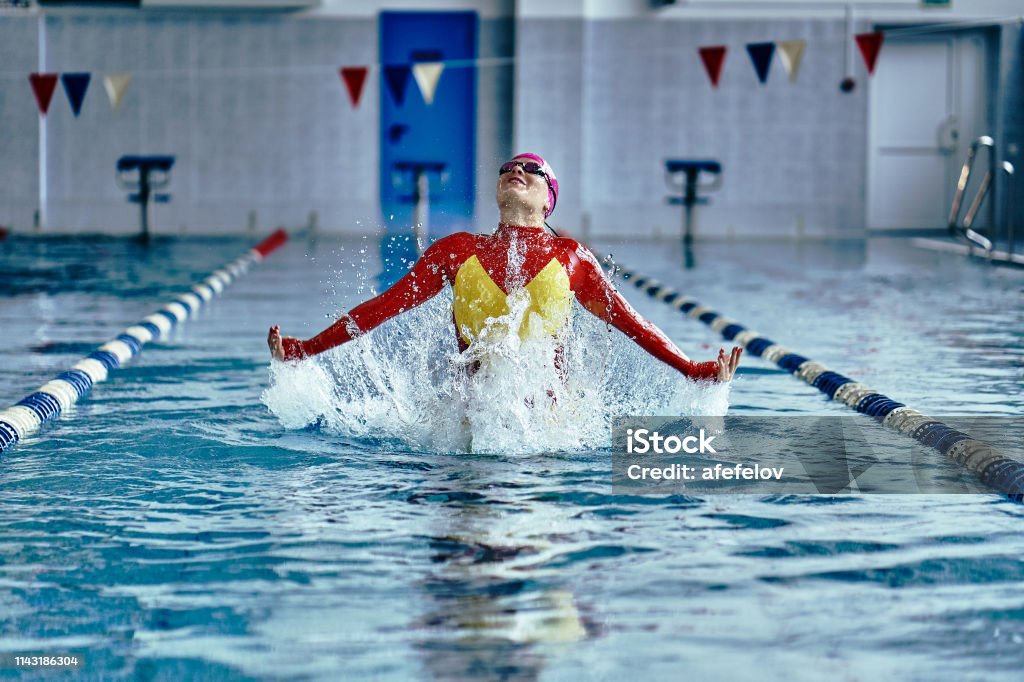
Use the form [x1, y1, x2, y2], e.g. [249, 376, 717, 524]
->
[268, 153, 741, 382]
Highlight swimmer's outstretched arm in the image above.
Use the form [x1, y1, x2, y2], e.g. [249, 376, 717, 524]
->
[571, 247, 741, 382]
[269, 237, 457, 361]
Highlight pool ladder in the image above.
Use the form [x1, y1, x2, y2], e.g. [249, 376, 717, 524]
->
[947, 136, 1016, 256]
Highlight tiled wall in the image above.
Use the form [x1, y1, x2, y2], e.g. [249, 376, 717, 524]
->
[513, 18, 585, 235]
[1, 9, 1017, 238]
[516, 16, 869, 239]
[474, 15, 516, 228]
[5, 10, 515, 235]
[0, 14, 39, 231]
[39, 12, 378, 234]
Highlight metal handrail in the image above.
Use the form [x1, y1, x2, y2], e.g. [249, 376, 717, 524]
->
[947, 136, 994, 253]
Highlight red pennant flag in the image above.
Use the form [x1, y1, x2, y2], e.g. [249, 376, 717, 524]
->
[698, 46, 728, 88]
[339, 66, 368, 108]
[28, 73, 59, 116]
[855, 32, 884, 75]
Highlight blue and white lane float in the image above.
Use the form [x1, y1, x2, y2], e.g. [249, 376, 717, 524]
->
[0, 229, 289, 455]
[606, 259, 1024, 500]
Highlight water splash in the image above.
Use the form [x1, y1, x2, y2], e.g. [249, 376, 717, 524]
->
[262, 290, 729, 454]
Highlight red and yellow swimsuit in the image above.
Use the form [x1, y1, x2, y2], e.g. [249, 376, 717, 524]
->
[282, 224, 719, 381]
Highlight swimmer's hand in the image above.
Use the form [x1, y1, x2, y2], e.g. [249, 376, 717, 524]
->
[267, 325, 304, 361]
[716, 346, 742, 382]
[267, 325, 285, 360]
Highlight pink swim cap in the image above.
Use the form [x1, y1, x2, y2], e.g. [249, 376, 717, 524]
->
[511, 152, 558, 218]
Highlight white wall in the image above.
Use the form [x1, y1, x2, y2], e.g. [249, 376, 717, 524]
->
[38, 11, 378, 234]
[2, 1, 1018, 237]
[515, 14, 870, 238]
[0, 14, 39, 231]
[518, 0, 1024, 21]
[313, 0, 514, 19]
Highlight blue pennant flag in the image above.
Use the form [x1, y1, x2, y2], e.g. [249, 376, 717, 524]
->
[383, 65, 411, 106]
[61, 72, 91, 116]
[745, 43, 775, 84]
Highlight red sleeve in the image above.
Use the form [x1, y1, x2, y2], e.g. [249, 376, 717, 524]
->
[567, 244, 719, 382]
[284, 234, 466, 360]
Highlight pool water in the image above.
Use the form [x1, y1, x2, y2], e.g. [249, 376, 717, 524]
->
[1, 233, 1022, 680]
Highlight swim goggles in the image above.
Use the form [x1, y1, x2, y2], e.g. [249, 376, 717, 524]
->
[499, 160, 554, 199]
[499, 160, 548, 178]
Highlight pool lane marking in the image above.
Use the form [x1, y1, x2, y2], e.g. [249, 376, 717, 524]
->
[605, 258, 1024, 500]
[0, 229, 289, 455]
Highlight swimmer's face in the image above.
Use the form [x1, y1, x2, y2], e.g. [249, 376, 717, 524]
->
[496, 156, 550, 215]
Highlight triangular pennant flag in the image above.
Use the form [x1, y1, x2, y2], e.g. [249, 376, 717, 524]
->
[855, 32, 884, 75]
[411, 62, 444, 105]
[698, 46, 727, 88]
[103, 73, 132, 112]
[776, 40, 806, 82]
[28, 73, 59, 116]
[339, 66, 368, 108]
[746, 42, 775, 84]
[383, 65, 411, 106]
[61, 72, 91, 117]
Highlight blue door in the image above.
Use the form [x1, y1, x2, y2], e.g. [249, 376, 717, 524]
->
[379, 11, 477, 242]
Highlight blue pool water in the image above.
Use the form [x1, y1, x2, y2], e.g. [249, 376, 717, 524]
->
[1, 233, 1023, 680]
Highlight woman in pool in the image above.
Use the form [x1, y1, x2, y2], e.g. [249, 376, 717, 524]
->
[268, 153, 741, 382]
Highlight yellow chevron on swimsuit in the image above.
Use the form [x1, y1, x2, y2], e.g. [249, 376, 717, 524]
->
[452, 256, 573, 345]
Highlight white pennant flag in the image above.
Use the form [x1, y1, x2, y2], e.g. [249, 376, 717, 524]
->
[412, 62, 444, 105]
[103, 73, 133, 112]
[776, 40, 806, 82]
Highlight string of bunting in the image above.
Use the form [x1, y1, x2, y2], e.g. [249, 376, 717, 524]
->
[22, 32, 883, 117]
[24, 61, 445, 116]
[28, 72, 132, 117]
[698, 32, 882, 87]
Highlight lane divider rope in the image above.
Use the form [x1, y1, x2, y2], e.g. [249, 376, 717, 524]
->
[0, 229, 289, 455]
[605, 258, 1024, 499]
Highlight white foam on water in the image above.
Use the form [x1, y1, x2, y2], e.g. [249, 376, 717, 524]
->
[262, 288, 729, 455]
